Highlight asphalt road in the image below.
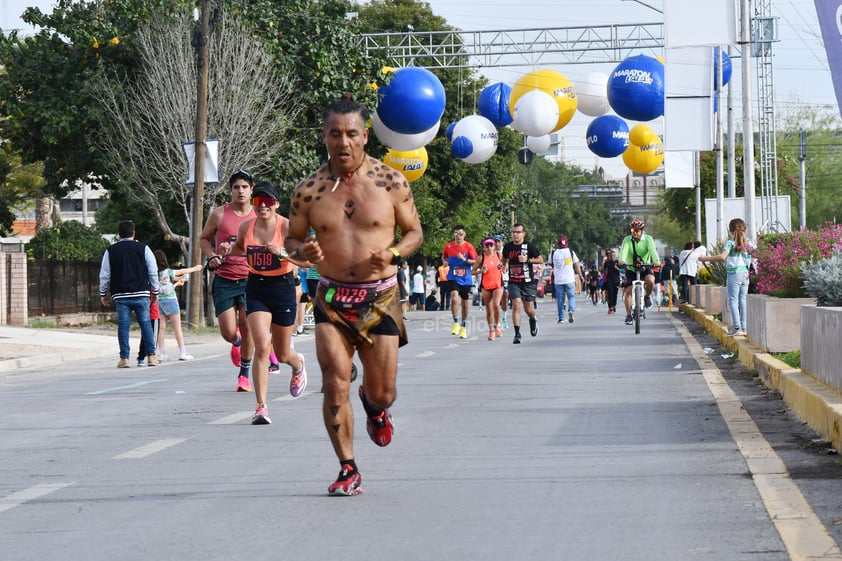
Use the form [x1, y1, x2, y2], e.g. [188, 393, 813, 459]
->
[1, 299, 840, 561]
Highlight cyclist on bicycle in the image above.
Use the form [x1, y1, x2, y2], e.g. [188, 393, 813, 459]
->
[618, 220, 660, 325]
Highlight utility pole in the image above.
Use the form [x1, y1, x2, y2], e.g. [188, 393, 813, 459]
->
[799, 129, 806, 229]
[188, 0, 211, 330]
[740, 0, 757, 241]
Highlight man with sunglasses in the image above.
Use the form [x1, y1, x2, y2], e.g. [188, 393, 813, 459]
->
[442, 225, 478, 339]
[501, 224, 543, 344]
[618, 220, 661, 325]
[199, 170, 256, 391]
[285, 94, 423, 496]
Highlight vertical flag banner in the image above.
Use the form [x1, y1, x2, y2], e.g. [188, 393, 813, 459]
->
[814, 0, 842, 119]
[182, 139, 220, 185]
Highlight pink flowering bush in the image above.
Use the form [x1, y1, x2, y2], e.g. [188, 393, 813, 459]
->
[753, 223, 842, 297]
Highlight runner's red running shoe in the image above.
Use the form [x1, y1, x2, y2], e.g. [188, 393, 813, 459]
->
[358, 385, 394, 447]
[328, 464, 362, 496]
[230, 328, 242, 367]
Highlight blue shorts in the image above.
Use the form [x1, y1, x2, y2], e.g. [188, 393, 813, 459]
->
[158, 297, 180, 317]
[245, 273, 297, 327]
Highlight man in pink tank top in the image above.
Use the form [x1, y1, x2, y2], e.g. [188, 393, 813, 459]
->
[199, 170, 257, 392]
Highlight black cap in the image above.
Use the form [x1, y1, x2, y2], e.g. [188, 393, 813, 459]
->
[253, 181, 279, 201]
[229, 169, 254, 187]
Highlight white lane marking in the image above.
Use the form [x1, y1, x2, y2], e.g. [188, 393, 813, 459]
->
[443, 343, 459, 349]
[112, 438, 188, 459]
[86, 379, 168, 396]
[209, 391, 320, 425]
[672, 316, 842, 561]
[415, 351, 435, 358]
[0, 482, 74, 514]
[271, 389, 319, 403]
[209, 412, 253, 425]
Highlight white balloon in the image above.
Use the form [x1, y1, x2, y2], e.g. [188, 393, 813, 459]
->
[511, 90, 559, 137]
[575, 72, 610, 117]
[526, 134, 552, 154]
[372, 111, 440, 151]
[451, 114, 498, 164]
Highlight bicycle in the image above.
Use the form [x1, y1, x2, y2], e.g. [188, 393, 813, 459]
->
[630, 266, 646, 335]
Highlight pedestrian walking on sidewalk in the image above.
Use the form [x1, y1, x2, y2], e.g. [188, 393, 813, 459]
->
[549, 236, 583, 324]
[99, 220, 159, 368]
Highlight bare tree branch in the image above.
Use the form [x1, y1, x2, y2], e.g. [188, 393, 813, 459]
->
[94, 13, 301, 256]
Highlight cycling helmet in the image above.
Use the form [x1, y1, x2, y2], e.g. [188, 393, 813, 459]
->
[630, 220, 645, 230]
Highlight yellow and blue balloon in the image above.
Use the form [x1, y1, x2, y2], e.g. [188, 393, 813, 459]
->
[383, 147, 429, 182]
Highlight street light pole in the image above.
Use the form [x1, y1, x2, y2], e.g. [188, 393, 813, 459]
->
[188, 0, 211, 330]
[740, 0, 757, 241]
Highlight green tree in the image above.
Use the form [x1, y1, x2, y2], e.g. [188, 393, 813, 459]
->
[231, 0, 388, 194]
[777, 105, 842, 227]
[27, 220, 110, 260]
[94, 11, 302, 257]
[0, 0, 385, 241]
[0, 151, 48, 235]
[0, 0, 194, 197]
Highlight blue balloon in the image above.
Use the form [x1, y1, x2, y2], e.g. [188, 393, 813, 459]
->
[445, 121, 457, 141]
[586, 115, 629, 158]
[377, 67, 447, 135]
[713, 47, 732, 90]
[477, 83, 513, 127]
[450, 136, 474, 159]
[607, 55, 664, 122]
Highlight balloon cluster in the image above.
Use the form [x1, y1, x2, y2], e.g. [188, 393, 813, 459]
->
[622, 124, 664, 175]
[373, 67, 446, 182]
[581, 54, 667, 174]
[371, 50, 695, 176]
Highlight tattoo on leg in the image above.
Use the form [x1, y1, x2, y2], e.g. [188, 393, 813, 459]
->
[329, 405, 340, 417]
[331, 424, 340, 434]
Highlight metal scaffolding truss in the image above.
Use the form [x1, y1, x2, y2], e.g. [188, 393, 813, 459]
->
[356, 23, 664, 69]
[752, 0, 783, 231]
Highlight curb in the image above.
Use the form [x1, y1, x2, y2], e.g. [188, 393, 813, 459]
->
[682, 303, 842, 452]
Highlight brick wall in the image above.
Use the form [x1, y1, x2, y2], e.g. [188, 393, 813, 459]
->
[0, 253, 28, 326]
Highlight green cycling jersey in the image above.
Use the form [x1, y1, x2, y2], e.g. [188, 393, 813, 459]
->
[618, 233, 660, 271]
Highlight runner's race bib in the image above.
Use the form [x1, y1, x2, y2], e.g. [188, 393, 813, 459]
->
[247, 246, 281, 272]
[325, 285, 378, 323]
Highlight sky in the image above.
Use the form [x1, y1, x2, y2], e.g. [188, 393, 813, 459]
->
[2, 0, 837, 178]
[421, 0, 838, 176]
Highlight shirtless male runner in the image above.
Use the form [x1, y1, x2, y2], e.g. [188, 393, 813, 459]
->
[285, 94, 423, 496]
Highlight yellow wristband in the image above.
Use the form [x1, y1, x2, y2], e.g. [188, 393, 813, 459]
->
[388, 247, 401, 265]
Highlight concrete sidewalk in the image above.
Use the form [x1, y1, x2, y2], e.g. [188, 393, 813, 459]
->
[0, 325, 222, 372]
[681, 303, 842, 453]
[0, 326, 118, 372]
